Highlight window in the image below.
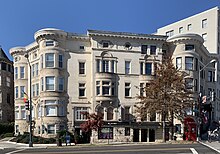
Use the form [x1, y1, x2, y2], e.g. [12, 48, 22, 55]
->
[150, 46, 156, 55]
[32, 85, 35, 97]
[75, 107, 88, 120]
[21, 106, 26, 119]
[58, 77, 64, 91]
[59, 55, 63, 68]
[102, 60, 109, 72]
[41, 55, 43, 69]
[141, 45, 148, 54]
[15, 86, 18, 98]
[124, 42, 131, 49]
[6, 77, 10, 87]
[145, 63, 152, 75]
[185, 78, 193, 89]
[15, 67, 18, 79]
[35, 63, 39, 76]
[111, 61, 115, 73]
[96, 81, 100, 95]
[7, 94, 10, 104]
[45, 40, 54, 46]
[103, 42, 109, 48]
[15, 106, 19, 119]
[32, 64, 35, 77]
[59, 105, 65, 116]
[187, 24, 192, 31]
[20, 86, 25, 98]
[79, 83, 86, 97]
[140, 62, 144, 75]
[185, 57, 194, 70]
[150, 112, 156, 121]
[107, 107, 113, 120]
[194, 79, 198, 91]
[179, 27, 183, 33]
[38, 105, 42, 118]
[195, 58, 198, 71]
[45, 53, 54, 67]
[35, 83, 39, 95]
[79, 62, 85, 74]
[176, 57, 182, 69]
[80, 46, 85, 50]
[125, 106, 130, 120]
[125, 83, 131, 97]
[125, 61, 131, 74]
[46, 76, 55, 91]
[202, 33, 207, 42]
[102, 81, 110, 95]
[1, 62, 6, 70]
[125, 127, 130, 136]
[185, 44, 195, 50]
[208, 71, 213, 82]
[166, 30, 174, 37]
[41, 77, 44, 91]
[202, 19, 207, 28]
[140, 83, 144, 96]
[42, 125, 45, 134]
[47, 125, 55, 134]
[46, 100, 57, 116]
[96, 59, 100, 73]
[20, 66, 24, 79]
[175, 124, 181, 134]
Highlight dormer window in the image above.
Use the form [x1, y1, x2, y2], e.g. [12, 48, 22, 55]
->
[185, 44, 195, 51]
[45, 40, 54, 47]
[103, 42, 109, 48]
[124, 42, 132, 50]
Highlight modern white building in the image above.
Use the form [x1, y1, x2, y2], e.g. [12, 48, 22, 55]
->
[10, 28, 217, 143]
[157, 7, 220, 125]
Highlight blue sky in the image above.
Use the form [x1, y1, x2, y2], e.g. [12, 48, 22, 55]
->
[1, 0, 220, 60]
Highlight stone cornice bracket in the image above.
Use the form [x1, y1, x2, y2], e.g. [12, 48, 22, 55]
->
[34, 28, 67, 43]
[10, 47, 26, 57]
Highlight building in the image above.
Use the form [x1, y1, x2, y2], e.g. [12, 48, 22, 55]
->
[10, 28, 217, 143]
[157, 7, 220, 139]
[0, 47, 14, 123]
[157, 7, 220, 122]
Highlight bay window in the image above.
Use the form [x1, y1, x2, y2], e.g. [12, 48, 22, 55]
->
[185, 57, 194, 70]
[45, 53, 54, 68]
[46, 76, 55, 91]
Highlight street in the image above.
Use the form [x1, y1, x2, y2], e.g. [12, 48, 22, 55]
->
[1, 143, 218, 154]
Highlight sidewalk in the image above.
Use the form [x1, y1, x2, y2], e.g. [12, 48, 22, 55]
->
[199, 141, 220, 153]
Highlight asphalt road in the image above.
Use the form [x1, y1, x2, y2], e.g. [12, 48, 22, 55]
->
[2, 143, 218, 154]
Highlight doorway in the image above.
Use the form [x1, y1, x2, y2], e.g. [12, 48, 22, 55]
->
[133, 129, 139, 142]
[149, 129, 155, 142]
[141, 129, 148, 142]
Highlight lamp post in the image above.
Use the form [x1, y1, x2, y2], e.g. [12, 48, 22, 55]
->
[197, 59, 216, 141]
[24, 53, 33, 147]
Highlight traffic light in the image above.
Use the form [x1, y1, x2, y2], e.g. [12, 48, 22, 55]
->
[25, 100, 29, 110]
[23, 92, 29, 110]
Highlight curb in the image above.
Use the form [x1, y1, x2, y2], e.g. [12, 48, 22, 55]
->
[199, 141, 220, 153]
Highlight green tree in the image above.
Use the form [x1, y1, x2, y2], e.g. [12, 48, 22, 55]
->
[136, 55, 194, 142]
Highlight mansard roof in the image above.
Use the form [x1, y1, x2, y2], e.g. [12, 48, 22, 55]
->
[88, 29, 167, 40]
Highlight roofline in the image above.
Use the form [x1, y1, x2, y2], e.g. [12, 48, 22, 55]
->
[157, 6, 219, 30]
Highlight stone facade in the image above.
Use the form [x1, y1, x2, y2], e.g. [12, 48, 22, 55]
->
[10, 28, 217, 143]
[0, 47, 14, 123]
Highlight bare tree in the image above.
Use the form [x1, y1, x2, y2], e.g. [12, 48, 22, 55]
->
[136, 55, 195, 142]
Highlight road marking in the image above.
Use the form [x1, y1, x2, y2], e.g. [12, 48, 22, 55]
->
[34, 147, 189, 154]
[190, 148, 198, 154]
[5, 149, 25, 154]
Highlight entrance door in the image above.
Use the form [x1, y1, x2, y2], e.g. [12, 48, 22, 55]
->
[133, 129, 139, 142]
[141, 129, 148, 142]
[149, 129, 155, 142]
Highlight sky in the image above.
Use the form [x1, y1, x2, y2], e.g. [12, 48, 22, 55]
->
[1, 0, 220, 60]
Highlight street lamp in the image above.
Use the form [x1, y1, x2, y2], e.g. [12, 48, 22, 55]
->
[197, 59, 216, 141]
[24, 53, 33, 147]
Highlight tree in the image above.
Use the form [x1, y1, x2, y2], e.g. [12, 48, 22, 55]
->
[136, 55, 195, 142]
[80, 112, 104, 133]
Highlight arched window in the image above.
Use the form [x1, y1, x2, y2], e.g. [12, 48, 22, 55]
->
[97, 106, 104, 116]
[107, 107, 113, 120]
